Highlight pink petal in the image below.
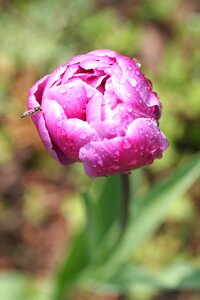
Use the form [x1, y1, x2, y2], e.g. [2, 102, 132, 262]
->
[27, 76, 72, 165]
[86, 93, 104, 123]
[67, 53, 97, 65]
[43, 99, 99, 161]
[44, 78, 87, 120]
[79, 118, 168, 177]
[88, 49, 119, 58]
[61, 64, 79, 84]
[43, 65, 66, 95]
[28, 75, 49, 107]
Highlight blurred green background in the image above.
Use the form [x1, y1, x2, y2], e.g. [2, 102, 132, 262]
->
[0, 0, 200, 299]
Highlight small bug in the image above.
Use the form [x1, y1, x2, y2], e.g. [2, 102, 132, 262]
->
[20, 106, 42, 118]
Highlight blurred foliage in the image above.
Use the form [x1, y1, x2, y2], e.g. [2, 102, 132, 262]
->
[0, 0, 200, 299]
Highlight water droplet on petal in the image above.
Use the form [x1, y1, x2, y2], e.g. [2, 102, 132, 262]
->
[118, 130, 125, 137]
[128, 65, 132, 71]
[135, 70, 140, 76]
[87, 89, 94, 98]
[130, 77, 137, 87]
[60, 86, 67, 94]
[126, 105, 133, 113]
[68, 82, 74, 88]
[77, 92, 81, 98]
[122, 139, 132, 149]
[139, 128, 143, 135]
[92, 135, 97, 141]
[114, 68, 120, 74]
[136, 62, 141, 68]
[105, 97, 111, 104]
[146, 119, 152, 126]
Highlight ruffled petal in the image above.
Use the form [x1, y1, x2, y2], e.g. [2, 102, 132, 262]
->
[43, 99, 99, 161]
[88, 49, 119, 59]
[86, 93, 104, 123]
[44, 78, 87, 120]
[27, 76, 72, 165]
[79, 118, 168, 177]
[61, 64, 79, 84]
[43, 65, 66, 94]
[116, 55, 162, 120]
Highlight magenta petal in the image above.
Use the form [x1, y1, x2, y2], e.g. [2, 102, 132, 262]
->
[43, 65, 66, 94]
[28, 75, 49, 107]
[86, 93, 103, 123]
[79, 118, 168, 177]
[61, 64, 79, 84]
[67, 53, 97, 65]
[88, 49, 119, 59]
[44, 78, 87, 120]
[28, 77, 72, 165]
[43, 99, 99, 161]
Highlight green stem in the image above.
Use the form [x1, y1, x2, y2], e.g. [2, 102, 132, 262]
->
[120, 173, 130, 234]
[118, 174, 130, 300]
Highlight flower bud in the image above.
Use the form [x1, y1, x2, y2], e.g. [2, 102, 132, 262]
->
[28, 49, 168, 177]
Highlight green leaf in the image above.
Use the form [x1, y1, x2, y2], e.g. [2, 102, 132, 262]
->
[109, 154, 200, 264]
[78, 263, 200, 293]
[53, 231, 90, 300]
[53, 175, 123, 299]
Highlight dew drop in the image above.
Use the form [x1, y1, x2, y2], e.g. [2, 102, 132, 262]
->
[118, 130, 125, 137]
[60, 86, 67, 94]
[122, 139, 132, 149]
[77, 92, 81, 98]
[68, 82, 74, 88]
[92, 135, 97, 141]
[130, 77, 137, 87]
[109, 128, 115, 135]
[114, 68, 120, 74]
[135, 70, 140, 76]
[136, 62, 141, 68]
[87, 89, 94, 98]
[146, 119, 152, 126]
[139, 128, 143, 135]
[126, 105, 133, 113]
[128, 65, 133, 71]
[105, 97, 111, 104]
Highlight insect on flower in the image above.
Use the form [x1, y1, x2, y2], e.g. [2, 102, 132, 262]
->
[20, 106, 42, 118]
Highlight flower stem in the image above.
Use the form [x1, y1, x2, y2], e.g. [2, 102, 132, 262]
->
[120, 173, 130, 234]
[118, 174, 130, 300]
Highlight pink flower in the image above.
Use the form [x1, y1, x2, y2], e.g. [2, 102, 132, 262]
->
[28, 49, 168, 177]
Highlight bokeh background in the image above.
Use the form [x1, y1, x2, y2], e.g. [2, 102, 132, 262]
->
[0, 0, 200, 299]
